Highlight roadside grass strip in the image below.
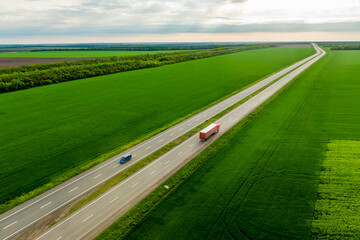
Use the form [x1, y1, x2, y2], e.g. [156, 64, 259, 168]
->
[311, 140, 360, 239]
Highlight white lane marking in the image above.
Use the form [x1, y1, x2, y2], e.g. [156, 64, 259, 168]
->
[180, 128, 183, 131]
[146, 146, 151, 150]
[188, 123, 192, 126]
[56, 237, 62, 240]
[113, 165, 118, 168]
[68, 187, 79, 193]
[158, 139, 164, 143]
[170, 133, 175, 136]
[109, 196, 119, 204]
[94, 174, 102, 179]
[150, 170, 157, 175]
[194, 118, 199, 121]
[82, 214, 94, 223]
[133, 154, 137, 157]
[164, 160, 170, 165]
[3, 221, 17, 229]
[131, 183, 139, 188]
[40, 202, 52, 209]
[178, 151, 183, 156]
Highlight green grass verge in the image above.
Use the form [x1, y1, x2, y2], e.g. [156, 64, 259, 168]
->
[311, 140, 360, 239]
[97, 49, 360, 239]
[0, 50, 185, 58]
[0, 48, 314, 211]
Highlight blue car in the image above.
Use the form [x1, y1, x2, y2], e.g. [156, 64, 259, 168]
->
[119, 154, 132, 164]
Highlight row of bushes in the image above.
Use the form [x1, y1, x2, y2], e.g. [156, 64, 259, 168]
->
[330, 46, 360, 50]
[0, 43, 280, 93]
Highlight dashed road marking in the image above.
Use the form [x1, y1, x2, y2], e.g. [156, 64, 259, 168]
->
[109, 196, 119, 203]
[150, 170, 157, 175]
[94, 174, 102, 179]
[69, 187, 79, 193]
[164, 160, 170, 165]
[82, 214, 93, 223]
[40, 202, 51, 209]
[158, 139, 164, 143]
[131, 183, 139, 188]
[3, 221, 17, 229]
[146, 146, 151, 150]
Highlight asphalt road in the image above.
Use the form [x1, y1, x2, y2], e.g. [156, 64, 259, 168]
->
[0, 44, 323, 240]
[33, 44, 326, 240]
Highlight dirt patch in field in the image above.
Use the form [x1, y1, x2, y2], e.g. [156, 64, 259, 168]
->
[277, 44, 312, 48]
[0, 58, 97, 68]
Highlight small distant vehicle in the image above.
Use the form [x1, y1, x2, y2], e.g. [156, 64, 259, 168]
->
[119, 154, 132, 164]
[199, 123, 220, 141]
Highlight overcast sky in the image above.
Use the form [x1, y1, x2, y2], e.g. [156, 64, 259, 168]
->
[1, 0, 360, 43]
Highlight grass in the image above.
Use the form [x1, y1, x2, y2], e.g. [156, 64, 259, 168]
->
[111, 49, 360, 240]
[0, 50, 185, 58]
[0, 47, 314, 209]
[311, 140, 360, 239]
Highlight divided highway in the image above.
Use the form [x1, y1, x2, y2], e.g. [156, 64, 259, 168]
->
[35, 45, 326, 240]
[0, 44, 322, 240]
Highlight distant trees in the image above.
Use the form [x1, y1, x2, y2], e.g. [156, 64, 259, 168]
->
[319, 42, 360, 51]
[0, 43, 279, 93]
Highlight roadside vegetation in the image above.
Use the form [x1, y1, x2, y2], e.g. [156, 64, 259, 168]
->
[311, 140, 360, 239]
[0, 47, 314, 212]
[319, 41, 360, 50]
[0, 50, 184, 58]
[0, 44, 279, 93]
[98, 49, 360, 239]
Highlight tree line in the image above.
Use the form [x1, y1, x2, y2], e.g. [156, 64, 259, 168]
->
[0, 43, 279, 93]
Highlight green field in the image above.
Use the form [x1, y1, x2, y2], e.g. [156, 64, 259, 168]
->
[0, 50, 183, 58]
[0, 48, 314, 205]
[121, 49, 360, 239]
[312, 140, 360, 239]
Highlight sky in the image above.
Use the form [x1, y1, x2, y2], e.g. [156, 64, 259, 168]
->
[1, 0, 360, 43]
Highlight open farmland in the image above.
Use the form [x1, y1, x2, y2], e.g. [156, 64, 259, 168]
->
[0, 50, 184, 58]
[311, 140, 360, 239]
[119, 49, 360, 240]
[0, 47, 314, 206]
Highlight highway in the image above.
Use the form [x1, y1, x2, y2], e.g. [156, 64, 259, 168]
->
[33, 44, 326, 240]
[0, 44, 322, 240]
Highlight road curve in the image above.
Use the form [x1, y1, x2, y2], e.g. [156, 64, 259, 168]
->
[0, 45, 322, 240]
[34, 44, 326, 240]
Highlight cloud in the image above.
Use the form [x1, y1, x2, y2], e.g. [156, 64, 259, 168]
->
[0, 0, 359, 41]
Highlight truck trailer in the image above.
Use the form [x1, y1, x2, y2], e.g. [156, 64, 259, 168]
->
[199, 123, 220, 141]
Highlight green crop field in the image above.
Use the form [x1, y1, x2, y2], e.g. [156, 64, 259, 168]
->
[0, 50, 184, 58]
[121, 49, 360, 240]
[0, 47, 314, 205]
[311, 140, 360, 239]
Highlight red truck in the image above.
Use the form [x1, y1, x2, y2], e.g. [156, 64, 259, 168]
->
[199, 123, 220, 141]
